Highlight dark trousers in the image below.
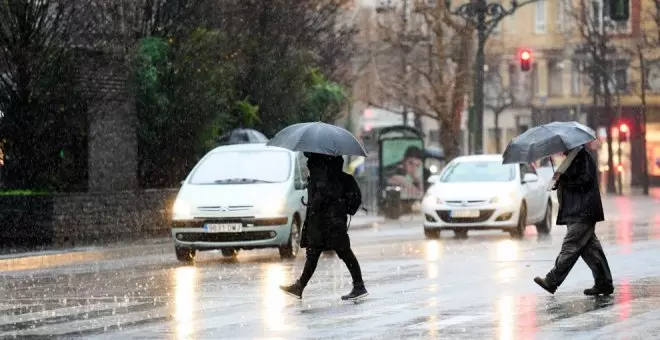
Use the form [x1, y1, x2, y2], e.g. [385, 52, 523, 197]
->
[298, 244, 364, 287]
[546, 222, 613, 287]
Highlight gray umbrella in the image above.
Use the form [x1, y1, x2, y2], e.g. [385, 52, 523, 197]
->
[266, 121, 368, 156]
[502, 121, 596, 164]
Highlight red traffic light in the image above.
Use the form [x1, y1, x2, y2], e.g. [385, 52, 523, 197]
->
[521, 50, 531, 60]
[619, 123, 629, 133]
[519, 49, 532, 72]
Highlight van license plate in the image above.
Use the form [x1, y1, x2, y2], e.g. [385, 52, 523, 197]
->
[205, 223, 243, 233]
[450, 210, 480, 218]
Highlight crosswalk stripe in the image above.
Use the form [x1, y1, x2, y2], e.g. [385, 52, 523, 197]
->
[0, 307, 170, 337]
[0, 301, 141, 328]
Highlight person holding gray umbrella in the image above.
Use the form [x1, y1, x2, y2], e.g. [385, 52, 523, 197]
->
[503, 121, 613, 296]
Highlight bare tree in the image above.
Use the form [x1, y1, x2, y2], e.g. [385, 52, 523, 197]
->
[365, 1, 474, 161]
[483, 62, 514, 153]
[621, 1, 660, 195]
[565, 0, 622, 194]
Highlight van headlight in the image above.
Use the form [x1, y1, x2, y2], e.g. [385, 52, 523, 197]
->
[172, 200, 192, 220]
[490, 192, 516, 207]
[259, 197, 286, 216]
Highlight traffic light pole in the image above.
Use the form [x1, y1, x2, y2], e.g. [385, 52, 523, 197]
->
[445, 0, 531, 154]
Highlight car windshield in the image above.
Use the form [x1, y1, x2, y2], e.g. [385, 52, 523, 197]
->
[188, 150, 291, 184]
[439, 160, 515, 183]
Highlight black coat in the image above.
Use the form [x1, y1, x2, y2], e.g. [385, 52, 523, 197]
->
[300, 160, 358, 250]
[554, 147, 605, 225]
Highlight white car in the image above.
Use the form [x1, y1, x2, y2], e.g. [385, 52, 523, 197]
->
[170, 143, 307, 262]
[421, 154, 553, 239]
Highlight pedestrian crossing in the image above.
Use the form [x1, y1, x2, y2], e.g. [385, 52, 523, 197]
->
[2, 222, 660, 339]
[1, 279, 660, 339]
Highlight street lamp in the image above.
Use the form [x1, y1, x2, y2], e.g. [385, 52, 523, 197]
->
[445, 0, 526, 154]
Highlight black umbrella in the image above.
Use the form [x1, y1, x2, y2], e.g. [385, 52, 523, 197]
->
[502, 121, 596, 164]
[266, 121, 367, 156]
[217, 128, 268, 145]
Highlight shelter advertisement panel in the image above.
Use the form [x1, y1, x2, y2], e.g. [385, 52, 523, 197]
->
[380, 138, 424, 200]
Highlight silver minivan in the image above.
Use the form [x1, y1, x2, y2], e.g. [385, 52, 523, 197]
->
[170, 143, 308, 262]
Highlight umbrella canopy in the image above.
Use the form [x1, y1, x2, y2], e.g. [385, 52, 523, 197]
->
[502, 121, 596, 164]
[266, 121, 368, 156]
[217, 128, 268, 145]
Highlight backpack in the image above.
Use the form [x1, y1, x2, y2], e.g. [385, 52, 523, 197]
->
[344, 174, 362, 216]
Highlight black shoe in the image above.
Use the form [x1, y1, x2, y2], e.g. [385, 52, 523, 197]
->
[534, 277, 557, 294]
[279, 282, 304, 299]
[584, 284, 614, 296]
[341, 283, 369, 301]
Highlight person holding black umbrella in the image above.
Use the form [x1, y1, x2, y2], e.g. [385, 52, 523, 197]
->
[533, 145, 613, 296]
[279, 153, 368, 301]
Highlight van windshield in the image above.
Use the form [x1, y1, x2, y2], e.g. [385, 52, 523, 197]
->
[188, 150, 292, 184]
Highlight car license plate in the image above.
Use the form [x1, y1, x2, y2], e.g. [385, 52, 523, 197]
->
[205, 223, 243, 233]
[450, 210, 480, 218]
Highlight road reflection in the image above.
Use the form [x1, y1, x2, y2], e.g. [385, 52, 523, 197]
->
[173, 266, 198, 340]
[496, 295, 514, 340]
[425, 240, 442, 262]
[425, 240, 440, 292]
[614, 197, 633, 252]
[518, 295, 537, 340]
[496, 240, 519, 262]
[261, 263, 290, 331]
[617, 279, 632, 321]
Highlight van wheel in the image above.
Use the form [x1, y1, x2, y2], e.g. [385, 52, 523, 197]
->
[424, 229, 440, 239]
[279, 218, 301, 259]
[175, 247, 196, 263]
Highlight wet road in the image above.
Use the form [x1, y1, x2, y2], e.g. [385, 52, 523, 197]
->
[1, 195, 660, 339]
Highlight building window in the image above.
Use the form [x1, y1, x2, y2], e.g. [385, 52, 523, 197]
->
[535, 0, 547, 33]
[589, 0, 631, 34]
[548, 60, 563, 97]
[612, 60, 628, 93]
[508, 64, 519, 92]
[571, 60, 582, 96]
[556, 0, 565, 32]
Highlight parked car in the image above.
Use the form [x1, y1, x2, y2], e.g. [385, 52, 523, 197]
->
[421, 154, 552, 239]
[171, 143, 307, 262]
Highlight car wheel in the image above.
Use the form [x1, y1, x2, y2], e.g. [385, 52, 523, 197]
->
[424, 229, 440, 239]
[279, 218, 301, 260]
[535, 201, 553, 235]
[453, 229, 468, 239]
[221, 249, 239, 258]
[510, 202, 527, 239]
[175, 247, 196, 263]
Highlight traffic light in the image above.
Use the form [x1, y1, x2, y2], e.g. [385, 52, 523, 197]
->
[609, 0, 629, 21]
[618, 123, 629, 142]
[519, 49, 532, 72]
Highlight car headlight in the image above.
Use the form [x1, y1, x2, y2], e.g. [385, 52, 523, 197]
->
[423, 193, 444, 205]
[259, 197, 286, 216]
[172, 199, 192, 220]
[490, 192, 516, 206]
